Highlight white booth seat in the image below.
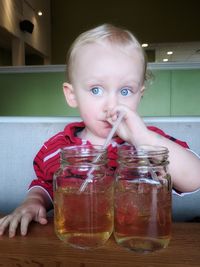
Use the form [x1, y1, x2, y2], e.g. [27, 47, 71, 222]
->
[0, 116, 200, 221]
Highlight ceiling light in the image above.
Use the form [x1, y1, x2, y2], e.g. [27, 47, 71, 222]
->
[163, 58, 169, 62]
[38, 11, 43, 16]
[142, 43, 148, 48]
[167, 51, 173, 55]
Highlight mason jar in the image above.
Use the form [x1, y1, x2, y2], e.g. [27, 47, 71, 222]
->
[114, 145, 172, 253]
[53, 145, 114, 249]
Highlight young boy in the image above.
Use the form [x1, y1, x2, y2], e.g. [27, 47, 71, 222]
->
[0, 24, 200, 237]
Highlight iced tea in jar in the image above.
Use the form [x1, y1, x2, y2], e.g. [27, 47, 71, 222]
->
[114, 145, 172, 253]
[53, 145, 114, 249]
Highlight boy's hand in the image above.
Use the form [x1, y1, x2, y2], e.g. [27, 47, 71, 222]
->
[0, 198, 48, 238]
[107, 105, 150, 146]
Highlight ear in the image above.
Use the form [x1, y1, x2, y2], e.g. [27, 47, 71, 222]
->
[63, 82, 78, 108]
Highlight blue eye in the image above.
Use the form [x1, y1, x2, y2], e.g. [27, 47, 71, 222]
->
[91, 86, 103, 96]
[120, 88, 131, 96]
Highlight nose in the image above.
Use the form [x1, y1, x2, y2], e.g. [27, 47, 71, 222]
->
[103, 92, 118, 114]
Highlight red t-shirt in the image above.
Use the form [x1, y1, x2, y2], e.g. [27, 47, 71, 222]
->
[29, 121, 189, 199]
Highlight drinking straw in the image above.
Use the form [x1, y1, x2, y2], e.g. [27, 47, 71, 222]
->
[79, 112, 125, 192]
[138, 148, 159, 182]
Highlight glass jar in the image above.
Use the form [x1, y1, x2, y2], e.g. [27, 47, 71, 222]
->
[114, 145, 172, 253]
[53, 145, 114, 249]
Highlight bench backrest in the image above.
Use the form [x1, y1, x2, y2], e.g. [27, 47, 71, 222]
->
[0, 116, 200, 221]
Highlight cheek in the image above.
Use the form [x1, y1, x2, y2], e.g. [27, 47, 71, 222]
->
[79, 104, 98, 120]
[121, 96, 141, 111]
[79, 97, 102, 113]
[81, 112, 97, 127]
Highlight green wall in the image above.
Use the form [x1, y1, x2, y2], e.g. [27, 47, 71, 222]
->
[171, 70, 200, 115]
[0, 72, 79, 116]
[0, 67, 200, 116]
[138, 70, 171, 116]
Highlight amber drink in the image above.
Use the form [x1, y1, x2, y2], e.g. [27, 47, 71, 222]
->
[114, 145, 172, 253]
[53, 145, 114, 249]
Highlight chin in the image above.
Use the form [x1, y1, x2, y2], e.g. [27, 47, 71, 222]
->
[100, 128, 112, 138]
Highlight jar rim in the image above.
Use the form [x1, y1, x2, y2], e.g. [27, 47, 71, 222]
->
[61, 145, 106, 157]
[118, 145, 168, 157]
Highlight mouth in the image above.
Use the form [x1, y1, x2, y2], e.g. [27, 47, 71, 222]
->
[102, 120, 112, 129]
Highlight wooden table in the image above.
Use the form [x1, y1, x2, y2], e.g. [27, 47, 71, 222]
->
[0, 218, 200, 267]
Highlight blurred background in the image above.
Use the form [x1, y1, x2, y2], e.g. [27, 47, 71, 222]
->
[0, 0, 200, 117]
[0, 0, 200, 66]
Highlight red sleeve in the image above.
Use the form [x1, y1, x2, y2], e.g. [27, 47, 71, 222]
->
[28, 122, 85, 199]
[147, 126, 189, 148]
[29, 144, 59, 200]
[29, 131, 74, 199]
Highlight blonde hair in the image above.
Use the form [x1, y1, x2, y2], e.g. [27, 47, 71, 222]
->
[66, 24, 147, 83]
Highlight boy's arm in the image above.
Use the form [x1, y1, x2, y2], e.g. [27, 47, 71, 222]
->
[110, 107, 200, 193]
[145, 130, 200, 193]
[26, 186, 53, 211]
[0, 187, 52, 237]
